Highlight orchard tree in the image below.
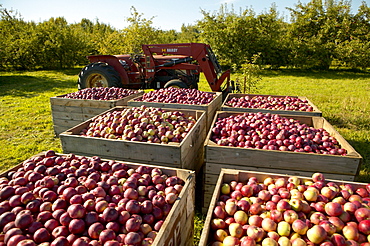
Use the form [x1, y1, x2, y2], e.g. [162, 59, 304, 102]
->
[286, 0, 354, 69]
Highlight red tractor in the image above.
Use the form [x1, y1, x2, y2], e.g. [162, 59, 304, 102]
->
[78, 43, 233, 93]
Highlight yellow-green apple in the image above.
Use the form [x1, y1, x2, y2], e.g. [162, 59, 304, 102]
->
[292, 219, 308, 235]
[290, 232, 301, 241]
[291, 238, 307, 246]
[283, 210, 298, 224]
[278, 236, 291, 246]
[342, 224, 359, 241]
[303, 187, 318, 202]
[223, 236, 240, 246]
[229, 223, 243, 238]
[234, 211, 248, 225]
[306, 225, 327, 244]
[262, 218, 277, 232]
[221, 183, 231, 195]
[277, 221, 291, 237]
[288, 176, 300, 187]
[225, 201, 237, 216]
[264, 177, 275, 186]
[261, 211, 271, 219]
[289, 198, 303, 212]
[214, 229, 228, 242]
[262, 237, 278, 246]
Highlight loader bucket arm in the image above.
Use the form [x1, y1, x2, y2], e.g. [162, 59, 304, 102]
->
[142, 43, 230, 92]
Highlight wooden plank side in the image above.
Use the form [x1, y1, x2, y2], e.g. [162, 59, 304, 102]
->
[205, 145, 360, 175]
[221, 93, 322, 117]
[60, 135, 183, 166]
[204, 166, 355, 184]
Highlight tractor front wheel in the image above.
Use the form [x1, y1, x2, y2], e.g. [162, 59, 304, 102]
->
[78, 62, 122, 89]
[164, 79, 188, 89]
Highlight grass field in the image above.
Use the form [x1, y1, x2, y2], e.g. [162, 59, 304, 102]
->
[0, 68, 369, 244]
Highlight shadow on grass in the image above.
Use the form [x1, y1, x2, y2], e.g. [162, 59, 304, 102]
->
[261, 69, 370, 80]
[0, 68, 81, 97]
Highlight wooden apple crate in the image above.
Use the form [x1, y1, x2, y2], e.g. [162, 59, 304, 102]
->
[60, 106, 207, 172]
[221, 93, 322, 117]
[199, 168, 369, 246]
[202, 111, 362, 212]
[0, 152, 195, 246]
[127, 92, 222, 131]
[50, 90, 144, 136]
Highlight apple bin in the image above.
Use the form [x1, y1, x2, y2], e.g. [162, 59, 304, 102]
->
[202, 111, 363, 212]
[221, 93, 322, 117]
[50, 89, 144, 136]
[0, 151, 196, 246]
[59, 106, 207, 172]
[127, 90, 223, 132]
[199, 168, 370, 246]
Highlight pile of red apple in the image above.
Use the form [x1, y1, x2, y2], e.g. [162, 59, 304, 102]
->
[225, 95, 314, 112]
[80, 106, 197, 144]
[0, 150, 185, 246]
[61, 87, 139, 100]
[210, 112, 347, 155]
[134, 87, 216, 105]
[208, 172, 370, 246]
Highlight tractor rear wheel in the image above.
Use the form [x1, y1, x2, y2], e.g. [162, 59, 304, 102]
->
[164, 79, 188, 89]
[78, 62, 122, 89]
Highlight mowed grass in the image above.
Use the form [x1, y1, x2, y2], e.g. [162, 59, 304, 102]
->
[1, 68, 369, 245]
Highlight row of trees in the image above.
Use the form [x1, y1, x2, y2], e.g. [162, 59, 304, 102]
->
[1, 0, 369, 70]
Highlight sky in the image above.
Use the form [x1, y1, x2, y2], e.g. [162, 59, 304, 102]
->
[0, 0, 365, 31]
